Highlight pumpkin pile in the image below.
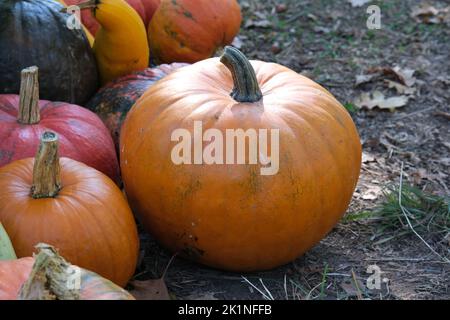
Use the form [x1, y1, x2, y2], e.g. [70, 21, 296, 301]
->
[0, 0, 362, 300]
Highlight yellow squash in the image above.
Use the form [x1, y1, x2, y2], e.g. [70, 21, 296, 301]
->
[55, 0, 95, 46]
[78, 0, 149, 84]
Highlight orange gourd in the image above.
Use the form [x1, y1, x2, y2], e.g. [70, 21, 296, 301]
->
[120, 47, 362, 271]
[0, 132, 139, 287]
[148, 0, 242, 63]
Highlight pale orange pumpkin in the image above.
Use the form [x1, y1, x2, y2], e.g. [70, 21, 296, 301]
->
[0, 244, 135, 300]
[0, 132, 139, 287]
[120, 47, 362, 271]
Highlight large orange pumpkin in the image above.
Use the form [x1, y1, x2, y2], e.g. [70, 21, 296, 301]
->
[148, 0, 242, 63]
[0, 132, 139, 286]
[120, 47, 362, 271]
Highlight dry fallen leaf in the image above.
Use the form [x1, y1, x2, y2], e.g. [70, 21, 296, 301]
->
[129, 253, 177, 300]
[307, 13, 318, 21]
[231, 36, 243, 49]
[313, 26, 331, 34]
[348, 0, 371, 8]
[244, 19, 272, 28]
[392, 66, 416, 87]
[410, 168, 429, 185]
[361, 185, 383, 200]
[355, 66, 416, 88]
[355, 73, 380, 86]
[129, 279, 170, 300]
[378, 66, 416, 86]
[411, 5, 449, 24]
[362, 152, 376, 163]
[355, 91, 409, 111]
[385, 80, 416, 95]
[253, 11, 268, 20]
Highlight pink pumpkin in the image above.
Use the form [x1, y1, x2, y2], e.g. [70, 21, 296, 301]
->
[0, 67, 120, 183]
[65, 0, 158, 35]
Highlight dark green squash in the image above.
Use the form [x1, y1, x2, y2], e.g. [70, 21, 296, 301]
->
[0, 0, 98, 105]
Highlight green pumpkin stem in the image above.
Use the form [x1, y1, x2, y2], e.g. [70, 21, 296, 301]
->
[18, 66, 40, 125]
[18, 244, 81, 300]
[31, 132, 61, 199]
[220, 46, 263, 103]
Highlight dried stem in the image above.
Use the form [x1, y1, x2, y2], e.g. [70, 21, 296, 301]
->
[18, 66, 40, 124]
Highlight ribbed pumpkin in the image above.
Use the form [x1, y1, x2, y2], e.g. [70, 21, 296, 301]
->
[0, 67, 120, 184]
[0, 0, 98, 105]
[87, 63, 188, 150]
[148, 0, 242, 63]
[120, 47, 362, 271]
[0, 244, 135, 300]
[76, 0, 150, 84]
[0, 132, 139, 287]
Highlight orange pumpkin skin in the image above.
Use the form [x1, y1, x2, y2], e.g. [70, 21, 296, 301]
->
[0, 257, 134, 300]
[120, 58, 362, 272]
[148, 0, 242, 63]
[0, 158, 139, 287]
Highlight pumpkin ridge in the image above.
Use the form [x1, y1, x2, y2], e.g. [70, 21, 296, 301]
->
[60, 186, 118, 283]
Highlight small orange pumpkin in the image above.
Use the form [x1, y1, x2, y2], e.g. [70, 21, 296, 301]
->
[0, 132, 139, 287]
[148, 0, 242, 63]
[120, 47, 362, 271]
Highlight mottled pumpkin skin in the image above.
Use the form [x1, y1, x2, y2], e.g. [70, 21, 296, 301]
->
[0, 158, 139, 287]
[120, 59, 362, 272]
[148, 0, 242, 63]
[0, 0, 98, 105]
[0, 257, 135, 300]
[0, 95, 120, 184]
[87, 63, 187, 150]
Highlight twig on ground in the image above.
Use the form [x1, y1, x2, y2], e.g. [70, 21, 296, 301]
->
[434, 111, 450, 121]
[395, 106, 436, 120]
[351, 269, 364, 300]
[241, 276, 274, 300]
[284, 274, 289, 300]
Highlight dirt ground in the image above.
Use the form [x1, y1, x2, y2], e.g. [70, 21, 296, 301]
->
[131, 0, 450, 300]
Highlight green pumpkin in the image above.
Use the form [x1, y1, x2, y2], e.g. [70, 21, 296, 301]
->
[0, 0, 98, 104]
